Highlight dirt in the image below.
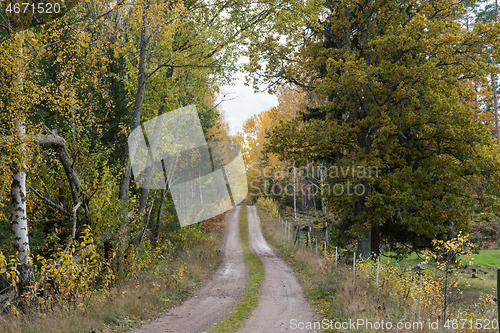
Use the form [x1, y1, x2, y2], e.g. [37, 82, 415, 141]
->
[132, 205, 317, 332]
[132, 206, 247, 333]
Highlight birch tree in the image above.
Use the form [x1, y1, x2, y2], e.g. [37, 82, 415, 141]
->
[0, 28, 36, 307]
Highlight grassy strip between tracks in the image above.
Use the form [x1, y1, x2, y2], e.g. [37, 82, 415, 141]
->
[209, 205, 265, 333]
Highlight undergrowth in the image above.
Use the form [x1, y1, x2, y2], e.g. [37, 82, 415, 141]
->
[0, 219, 224, 333]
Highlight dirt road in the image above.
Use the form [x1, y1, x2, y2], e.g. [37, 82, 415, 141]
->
[238, 206, 317, 332]
[132, 206, 247, 333]
[132, 205, 317, 332]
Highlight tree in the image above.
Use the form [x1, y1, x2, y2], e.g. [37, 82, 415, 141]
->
[420, 232, 474, 322]
[237, 85, 299, 202]
[249, 0, 500, 258]
[0, 27, 37, 308]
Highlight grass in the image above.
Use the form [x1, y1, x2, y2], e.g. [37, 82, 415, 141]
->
[209, 205, 265, 333]
[471, 248, 500, 269]
[382, 248, 500, 270]
[0, 220, 224, 333]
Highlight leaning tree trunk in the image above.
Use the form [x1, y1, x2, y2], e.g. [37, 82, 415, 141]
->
[117, 10, 157, 270]
[37, 130, 90, 249]
[155, 188, 167, 245]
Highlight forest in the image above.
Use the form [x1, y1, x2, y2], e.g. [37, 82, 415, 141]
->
[0, 0, 500, 331]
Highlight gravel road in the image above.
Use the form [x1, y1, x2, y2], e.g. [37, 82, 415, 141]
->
[132, 205, 317, 332]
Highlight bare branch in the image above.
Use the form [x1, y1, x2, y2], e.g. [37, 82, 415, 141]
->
[63, 201, 82, 254]
[30, 186, 71, 217]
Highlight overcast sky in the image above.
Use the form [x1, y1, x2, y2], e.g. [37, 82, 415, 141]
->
[217, 62, 278, 135]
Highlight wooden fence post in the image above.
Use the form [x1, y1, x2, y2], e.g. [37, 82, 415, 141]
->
[307, 227, 311, 249]
[376, 255, 380, 286]
[335, 246, 338, 266]
[353, 251, 356, 275]
[418, 272, 422, 320]
[315, 238, 318, 256]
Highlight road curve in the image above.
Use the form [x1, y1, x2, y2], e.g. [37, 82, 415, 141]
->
[132, 206, 247, 333]
[238, 206, 317, 333]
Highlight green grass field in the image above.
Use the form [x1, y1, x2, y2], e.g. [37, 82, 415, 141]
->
[470, 248, 500, 269]
[379, 248, 499, 308]
[381, 248, 500, 270]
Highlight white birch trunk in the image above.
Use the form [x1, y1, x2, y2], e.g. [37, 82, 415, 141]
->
[320, 161, 326, 215]
[320, 161, 329, 247]
[293, 161, 297, 228]
[11, 116, 35, 303]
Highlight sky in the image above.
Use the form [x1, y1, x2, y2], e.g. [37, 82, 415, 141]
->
[217, 62, 278, 135]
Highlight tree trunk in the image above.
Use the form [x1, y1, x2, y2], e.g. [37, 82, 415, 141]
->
[7, 32, 36, 308]
[370, 225, 380, 257]
[301, 176, 305, 211]
[356, 199, 371, 258]
[117, 15, 154, 271]
[136, 105, 165, 222]
[320, 160, 326, 214]
[293, 161, 297, 228]
[10, 163, 35, 303]
[155, 188, 167, 244]
[493, 0, 499, 145]
[320, 161, 329, 247]
[357, 229, 371, 259]
[38, 131, 89, 242]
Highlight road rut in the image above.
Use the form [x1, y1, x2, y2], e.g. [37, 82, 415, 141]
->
[238, 206, 317, 333]
[132, 206, 247, 333]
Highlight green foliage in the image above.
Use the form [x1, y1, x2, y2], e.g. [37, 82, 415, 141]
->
[0, 228, 114, 313]
[123, 238, 180, 280]
[168, 224, 209, 250]
[33, 228, 115, 311]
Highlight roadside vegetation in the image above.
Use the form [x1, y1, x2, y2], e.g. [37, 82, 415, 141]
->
[0, 216, 224, 333]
